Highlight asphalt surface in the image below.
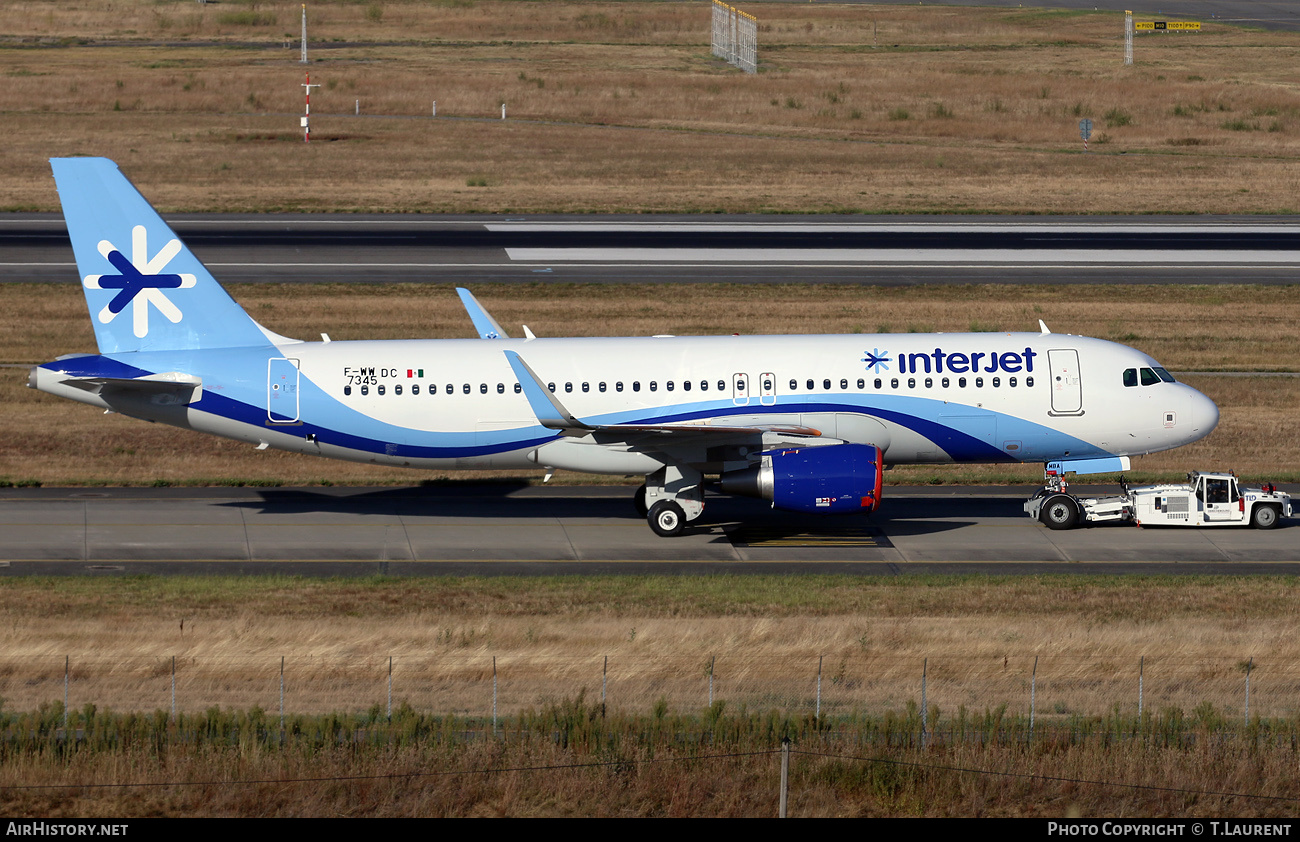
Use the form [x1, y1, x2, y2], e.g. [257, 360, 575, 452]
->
[5, 214, 1300, 285]
[2, 484, 1297, 575]
[810, 1, 1300, 32]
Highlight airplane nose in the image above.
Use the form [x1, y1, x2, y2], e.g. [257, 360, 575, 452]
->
[1185, 386, 1219, 441]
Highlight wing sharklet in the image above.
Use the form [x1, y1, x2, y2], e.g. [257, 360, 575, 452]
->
[457, 288, 511, 340]
[502, 350, 592, 434]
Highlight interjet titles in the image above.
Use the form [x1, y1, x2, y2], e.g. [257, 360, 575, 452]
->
[896, 347, 1037, 376]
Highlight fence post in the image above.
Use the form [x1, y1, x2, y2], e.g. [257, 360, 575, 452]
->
[171, 656, 176, 723]
[492, 656, 498, 735]
[1245, 657, 1252, 725]
[601, 655, 608, 719]
[64, 655, 69, 731]
[387, 656, 392, 722]
[779, 738, 790, 818]
[709, 656, 715, 707]
[816, 655, 822, 719]
[279, 656, 285, 736]
[920, 658, 928, 747]
[1138, 656, 1144, 721]
[1030, 655, 1038, 743]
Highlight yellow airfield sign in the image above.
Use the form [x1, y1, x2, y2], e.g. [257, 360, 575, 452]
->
[1134, 21, 1202, 31]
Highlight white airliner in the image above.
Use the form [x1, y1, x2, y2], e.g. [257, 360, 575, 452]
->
[30, 158, 1219, 536]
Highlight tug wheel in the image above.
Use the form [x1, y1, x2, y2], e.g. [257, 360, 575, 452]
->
[1040, 494, 1079, 530]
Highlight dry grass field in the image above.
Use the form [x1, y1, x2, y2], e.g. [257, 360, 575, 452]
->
[3, 575, 1300, 816]
[3, 573, 1299, 716]
[2, 1, 1300, 213]
[2, 282, 1298, 486]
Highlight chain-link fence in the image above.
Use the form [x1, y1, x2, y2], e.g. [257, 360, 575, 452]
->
[2, 654, 1292, 734]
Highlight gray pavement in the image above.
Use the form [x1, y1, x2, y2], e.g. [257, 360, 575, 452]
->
[2, 484, 1297, 575]
[6, 213, 1300, 285]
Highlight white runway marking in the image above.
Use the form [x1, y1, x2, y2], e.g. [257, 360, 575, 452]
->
[504, 248, 1300, 264]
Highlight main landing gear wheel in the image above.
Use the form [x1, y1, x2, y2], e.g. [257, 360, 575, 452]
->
[648, 500, 686, 537]
[634, 484, 648, 518]
[1252, 504, 1280, 530]
[1040, 494, 1079, 531]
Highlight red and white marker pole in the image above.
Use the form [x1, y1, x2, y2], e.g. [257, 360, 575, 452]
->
[301, 72, 320, 143]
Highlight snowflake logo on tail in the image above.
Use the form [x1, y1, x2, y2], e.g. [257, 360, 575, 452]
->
[861, 348, 892, 372]
[83, 225, 197, 338]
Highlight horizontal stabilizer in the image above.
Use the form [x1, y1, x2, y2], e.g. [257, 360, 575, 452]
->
[59, 371, 202, 403]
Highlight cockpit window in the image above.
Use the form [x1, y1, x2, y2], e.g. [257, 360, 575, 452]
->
[1123, 368, 1137, 387]
[1140, 368, 1160, 386]
[1153, 367, 1176, 383]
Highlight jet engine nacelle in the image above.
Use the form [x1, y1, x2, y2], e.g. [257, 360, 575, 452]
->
[720, 443, 884, 514]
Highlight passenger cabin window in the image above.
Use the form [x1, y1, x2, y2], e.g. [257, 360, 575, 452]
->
[565, 383, 573, 393]
[344, 385, 352, 396]
[378, 385, 386, 396]
[412, 384, 420, 395]
[394, 384, 402, 395]
[790, 379, 798, 391]
[497, 383, 505, 394]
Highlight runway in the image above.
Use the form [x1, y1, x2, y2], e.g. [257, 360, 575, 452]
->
[4, 214, 1300, 284]
[2, 484, 1297, 575]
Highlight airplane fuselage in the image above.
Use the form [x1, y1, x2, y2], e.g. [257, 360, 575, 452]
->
[33, 331, 1218, 474]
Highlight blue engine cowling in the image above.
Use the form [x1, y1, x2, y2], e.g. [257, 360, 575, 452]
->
[720, 443, 884, 514]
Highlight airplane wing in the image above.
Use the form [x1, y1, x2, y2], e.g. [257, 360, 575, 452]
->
[503, 349, 823, 443]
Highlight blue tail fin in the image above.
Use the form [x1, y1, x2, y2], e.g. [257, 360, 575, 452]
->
[51, 157, 279, 354]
